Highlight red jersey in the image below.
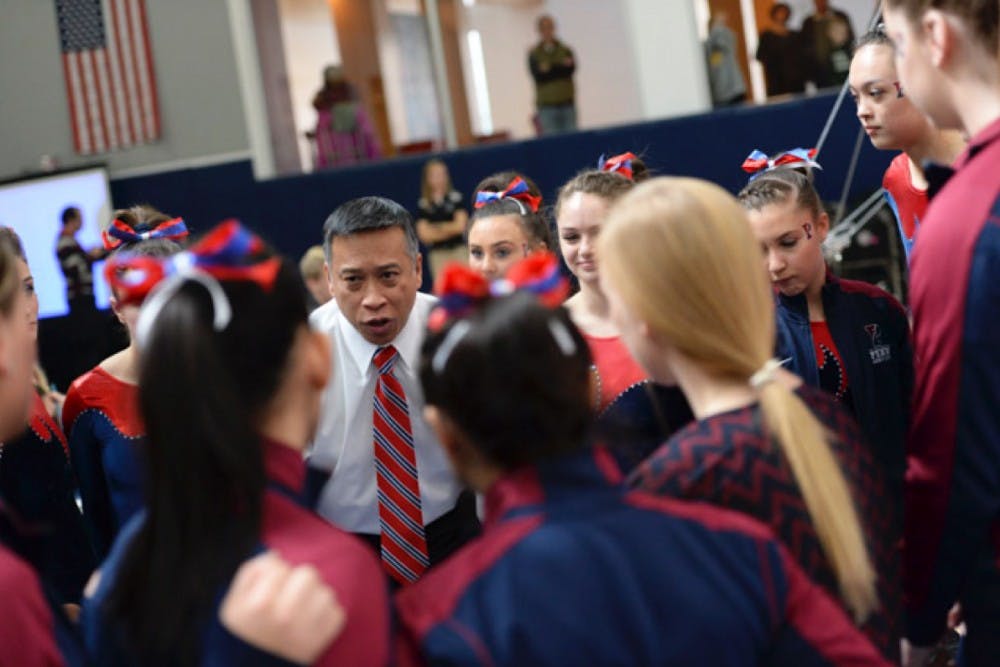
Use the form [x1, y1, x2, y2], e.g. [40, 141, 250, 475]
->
[583, 334, 647, 411]
[882, 153, 928, 261]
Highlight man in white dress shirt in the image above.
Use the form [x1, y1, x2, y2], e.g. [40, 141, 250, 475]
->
[309, 196, 478, 581]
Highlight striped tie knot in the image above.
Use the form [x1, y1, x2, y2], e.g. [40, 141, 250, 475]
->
[374, 346, 399, 375]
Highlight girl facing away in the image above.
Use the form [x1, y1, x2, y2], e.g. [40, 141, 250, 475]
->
[599, 177, 901, 659]
[81, 221, 390, 666]
[393, 253, 890, 666]
[62, 206, 188, 558]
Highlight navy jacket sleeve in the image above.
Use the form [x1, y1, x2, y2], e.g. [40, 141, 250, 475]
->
[67, 412, 114, 558]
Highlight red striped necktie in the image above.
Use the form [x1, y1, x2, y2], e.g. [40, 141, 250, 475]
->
[372, 345, 429, 584]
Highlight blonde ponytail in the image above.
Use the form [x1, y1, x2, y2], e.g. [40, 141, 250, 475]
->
[600, 177, 877, 623]
[757, 381, 877, 622]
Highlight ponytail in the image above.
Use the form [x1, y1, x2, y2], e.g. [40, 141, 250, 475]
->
[104, 259, 307, 665]
[758, 381, 877, 622]
[600, 177, 877, 624]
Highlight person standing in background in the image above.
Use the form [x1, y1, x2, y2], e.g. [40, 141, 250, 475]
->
[311, 65, 382, 169]
[756, 3, 806, 97]
[299, 245, 332, 313]
[801, 0, 855, 89]
[55, 205, 109, 384]
[55, 206, 105, 315]
[705, 10, 748, 107]
[415, 159, 468, 280]
[528, 15, 577, 135]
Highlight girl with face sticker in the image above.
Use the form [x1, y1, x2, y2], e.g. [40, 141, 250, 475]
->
[0, 227, 94, 607]
[396, 254, 889, 667]
[466, 172, 550, 281]
[848, 27, 965, 261]
[62, 206, 188, 559]
[881, 2, 1000, 664]
[737, 169, 913, 512]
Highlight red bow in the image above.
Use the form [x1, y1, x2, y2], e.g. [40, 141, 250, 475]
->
[473, 177, 542, 213]
[428, 252, 568, 331]
[102, 217, 189, 250]
[104, 219, 280, 305]
[742, 148, 819, 179]
[599, 152, 637, 180]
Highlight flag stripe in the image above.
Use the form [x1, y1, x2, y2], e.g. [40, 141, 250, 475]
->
[97, 50, 120, 149]
[87, 49, 111, 151]
[134, 0, 160, 137]
[119, 0, 145, 142]
[61, 53, 84, 153]
[108, 0, 137, 145]
[77, 54, 95, 153]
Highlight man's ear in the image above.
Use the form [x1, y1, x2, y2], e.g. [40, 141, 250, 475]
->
[324, 261, 334, 296]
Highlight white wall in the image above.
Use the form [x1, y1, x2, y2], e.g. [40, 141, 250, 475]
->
[785, 0, 880, 34]
[457, 2, 540, 139]
[278, 0, 342, 172]
[622, 0, 711, 120]
[455, 0, 710, 140]
[544, 0, 644, 129]
[0, 0, 250, 180]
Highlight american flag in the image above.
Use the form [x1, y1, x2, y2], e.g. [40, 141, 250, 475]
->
[55, 0, 161, 155]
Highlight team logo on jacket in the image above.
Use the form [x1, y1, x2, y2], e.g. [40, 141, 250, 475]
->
[864, 324, 891, 364]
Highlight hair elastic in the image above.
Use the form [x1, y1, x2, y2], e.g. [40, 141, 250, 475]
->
[749, 358, 788, 389]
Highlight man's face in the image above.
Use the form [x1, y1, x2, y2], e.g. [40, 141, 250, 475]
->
[327, 226, 421, 346]
[538, 17, 555, 41]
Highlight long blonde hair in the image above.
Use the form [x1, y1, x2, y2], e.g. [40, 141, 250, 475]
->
[599, 177, 877, 622]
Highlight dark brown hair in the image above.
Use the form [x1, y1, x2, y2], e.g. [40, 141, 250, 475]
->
[555, 171, 634, 220]
[737, 168, 823, 219]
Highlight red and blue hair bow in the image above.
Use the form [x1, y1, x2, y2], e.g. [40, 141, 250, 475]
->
[104, 219, 280, 307]
[102, 217, 189, 251]
[598, 152, 637, 180]
[473, 177, 542, 213]
[428, 252, 569, 332]
[742, 147, 821, 181]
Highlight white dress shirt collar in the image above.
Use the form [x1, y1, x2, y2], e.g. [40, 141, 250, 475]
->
[338, 298, 425, 378]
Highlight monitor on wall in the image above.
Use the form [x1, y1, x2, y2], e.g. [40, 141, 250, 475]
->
[0, 166, 114, 319]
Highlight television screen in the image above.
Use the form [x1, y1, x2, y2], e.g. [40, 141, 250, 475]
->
[0, 167, 114, 318]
